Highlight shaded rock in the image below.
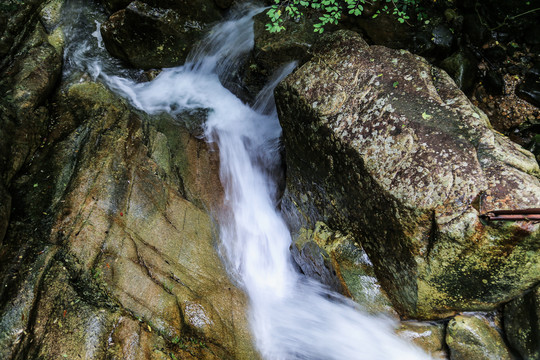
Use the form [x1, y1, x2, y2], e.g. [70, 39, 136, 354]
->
[214, 0, 234, 10]
[0, 0, 46, 70]
[100, 0, 132, 13]
[0, 246, 58, 360]
[100, 1, 217, 69]
[0, 18, 62, 184]
[440, 49, 478, 92]
[516, 67, 540, 108]
[483, 45, 506, 64]
[142, 0, 222, 21]
[431, 24, 454, 55]
[352, 13, 414, 50]
[463, 13, 489, 46]
[276, 30, 540, 319]
[0, 184, 10, 245]
[482, 71, 505, 95]
[243, 11, 318, 99]
[446, 314, 513, 360]
[504, 285, 540, 360]
[100, 0, 223, 18]
[412, 31, 437, 58]
[397, 321, 447, 359]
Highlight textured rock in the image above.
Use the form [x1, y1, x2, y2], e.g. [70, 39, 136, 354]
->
[0, 17, 62, 185]
[446, 314, 513, 360]
[291, 225, 344, 294]
[292, 222, 396, 315]
[504, 285, 540, 359]
[397, 321, 447, 359]
[0, 0, 47, 70]
[40, 0, 64, 31]
[242, 11, 318, 99]
[0, 80, 257, 360]
[276, 30, 540, 319]
[100, 1, 220, 69]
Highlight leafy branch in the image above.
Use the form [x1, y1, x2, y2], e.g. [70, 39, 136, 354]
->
[266, 0, 426, 33]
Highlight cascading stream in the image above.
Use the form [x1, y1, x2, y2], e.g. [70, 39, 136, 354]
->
[64, 2, 433, 359]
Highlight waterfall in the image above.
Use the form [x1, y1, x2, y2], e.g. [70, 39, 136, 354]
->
[65, 2, 432, 359]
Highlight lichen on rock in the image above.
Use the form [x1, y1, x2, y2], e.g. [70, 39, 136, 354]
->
[276, 29, 540, 319]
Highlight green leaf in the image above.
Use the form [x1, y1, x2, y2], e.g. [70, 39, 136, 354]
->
[393, 81, 399, 88]
[422, 112, 432, 120]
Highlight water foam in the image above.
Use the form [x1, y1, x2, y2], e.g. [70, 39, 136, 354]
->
[65, 2, 433, 358]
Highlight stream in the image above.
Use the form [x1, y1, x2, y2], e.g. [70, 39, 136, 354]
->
[63, 1, 432, 359]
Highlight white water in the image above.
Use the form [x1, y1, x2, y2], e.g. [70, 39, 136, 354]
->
[67, 3, 433, 359]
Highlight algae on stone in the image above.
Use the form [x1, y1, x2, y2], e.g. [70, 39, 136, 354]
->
[276, 30, 540, 319]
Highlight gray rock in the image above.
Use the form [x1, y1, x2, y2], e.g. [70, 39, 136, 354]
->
[276, 30, 540, 319]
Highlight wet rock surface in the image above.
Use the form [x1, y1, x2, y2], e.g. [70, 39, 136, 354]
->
[0, 75, 257, 359]
[396, 321, 446, 359]
[292, 221, 396, 316]
[276, 30, 540, 319]
[446, 314, 513, 360]
[100, 0, 221, 69]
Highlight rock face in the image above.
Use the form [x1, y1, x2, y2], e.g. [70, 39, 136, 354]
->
[100, 0, 221, 69]
[0, 0, 62, 246]
[276, 30, 540, 319]
[0, 76, 257, 359]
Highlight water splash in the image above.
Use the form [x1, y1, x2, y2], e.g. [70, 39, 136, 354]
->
[64, 2, 433, 359]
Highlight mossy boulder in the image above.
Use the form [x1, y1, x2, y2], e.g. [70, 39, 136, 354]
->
[446, 314, 513, 360]
[276, 30, 540, 319]
[292, 222, 396, 315]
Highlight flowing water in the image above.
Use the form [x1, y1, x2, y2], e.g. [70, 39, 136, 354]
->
[64, 2, 432, 359]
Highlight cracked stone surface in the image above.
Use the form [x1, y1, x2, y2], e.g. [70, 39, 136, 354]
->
[276, 30, 540, 319]
[0, 79, 257, 360]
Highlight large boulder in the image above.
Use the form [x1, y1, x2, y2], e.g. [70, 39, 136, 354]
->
[0, 80, 258, 360]
[100, 0, 221, 69]
[275, 30, 540, 319]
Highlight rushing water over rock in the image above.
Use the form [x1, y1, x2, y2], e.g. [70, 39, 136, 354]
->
[66, 3, 432, 359]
